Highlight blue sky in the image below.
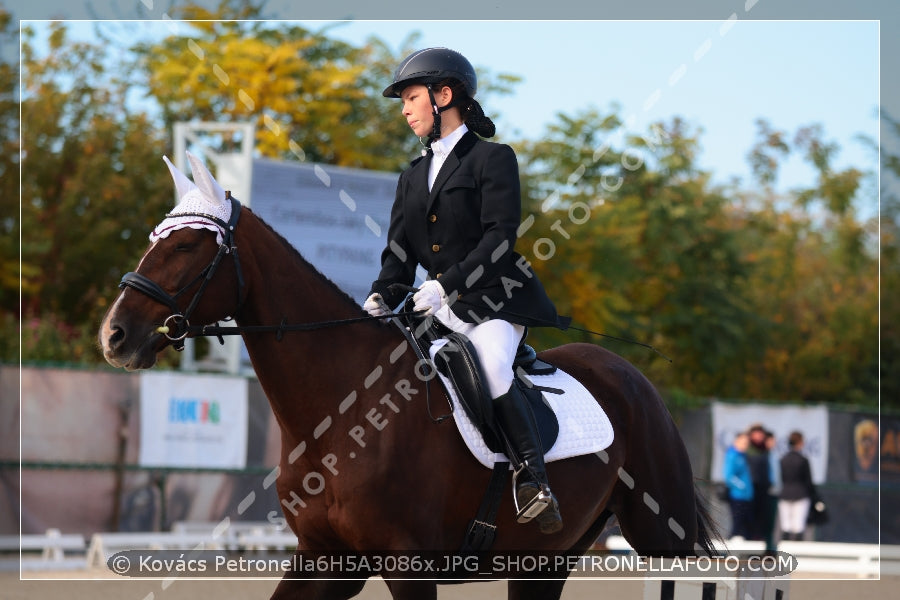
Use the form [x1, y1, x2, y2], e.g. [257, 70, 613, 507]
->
[319, 20, 879, 197]
[26, 19, 879, 208]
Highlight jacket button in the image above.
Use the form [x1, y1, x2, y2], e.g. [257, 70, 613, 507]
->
[429, 214, 437, 223]
[432, 244, 440, 252]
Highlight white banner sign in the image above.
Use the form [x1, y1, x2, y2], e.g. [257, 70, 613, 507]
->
[250, 158, 399, 303]
[710, 401, 828, 484]
[139, 372, 248, 469]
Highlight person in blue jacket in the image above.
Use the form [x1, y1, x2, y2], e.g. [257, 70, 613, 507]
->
[723, 431, 754, 539]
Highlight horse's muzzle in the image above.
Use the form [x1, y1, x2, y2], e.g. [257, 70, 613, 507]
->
[99, 316, 163, 371]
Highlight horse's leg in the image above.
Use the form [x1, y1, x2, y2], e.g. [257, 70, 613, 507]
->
[269, 577, 366, 600]
[382, 579, 437, 600]
[507, 510, 614, 600]
[508, 579, 566, 600]
[269, 549, 367, 600]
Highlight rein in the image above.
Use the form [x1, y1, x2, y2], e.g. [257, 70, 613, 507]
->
[182, 311, 424, 339]
[118, 195, 425, 348]
[121, 194, 669, 368]
[118, 207, 444, 419]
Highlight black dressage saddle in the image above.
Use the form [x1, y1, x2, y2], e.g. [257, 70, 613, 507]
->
[401, 307, 560, 455]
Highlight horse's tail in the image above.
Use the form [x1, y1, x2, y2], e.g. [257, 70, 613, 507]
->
[693, 483, 723, 557]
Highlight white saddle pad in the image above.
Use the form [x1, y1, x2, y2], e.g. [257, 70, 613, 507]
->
[429, 342, 615, 469]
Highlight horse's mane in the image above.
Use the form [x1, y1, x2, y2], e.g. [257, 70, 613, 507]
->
[247, 207, 372, 316]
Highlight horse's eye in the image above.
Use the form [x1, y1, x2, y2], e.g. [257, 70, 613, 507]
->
[174, 243, 196, 253]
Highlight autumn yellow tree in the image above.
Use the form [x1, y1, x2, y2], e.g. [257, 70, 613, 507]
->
[11, 21, 173, 363]
[133, 2, 521, 171]
[132, 2, 427, 170]
[7, 4, 884, 410]
[739, 119, 878, 404]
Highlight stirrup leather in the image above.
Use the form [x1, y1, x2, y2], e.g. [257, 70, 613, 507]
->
[512, 461, 552, 523]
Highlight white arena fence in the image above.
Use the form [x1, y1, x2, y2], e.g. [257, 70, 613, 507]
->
[3, 527, 899, 580]
[604, 535, 900, 578]
[0, 521, 295, 572]
[0, 528, 88, 571]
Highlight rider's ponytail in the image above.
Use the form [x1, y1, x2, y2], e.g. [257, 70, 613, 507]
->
[463, 98, 496, 139]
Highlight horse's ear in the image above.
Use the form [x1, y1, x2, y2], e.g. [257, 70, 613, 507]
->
[163, 155, 199, 202]
[186, 151, 227, 207]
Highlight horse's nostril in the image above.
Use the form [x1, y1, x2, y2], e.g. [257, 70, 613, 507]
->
[108, 324, 125, 348]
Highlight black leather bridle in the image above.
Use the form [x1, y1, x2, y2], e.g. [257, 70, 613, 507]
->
[118, 195, 245, 350]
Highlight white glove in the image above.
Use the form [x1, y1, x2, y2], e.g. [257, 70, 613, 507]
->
[412, 280, 447, 316]
[363, 293, 389, 317]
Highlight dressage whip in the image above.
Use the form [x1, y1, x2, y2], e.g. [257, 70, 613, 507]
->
[450, 298, 673, 363]
[386, 283, 673, 363]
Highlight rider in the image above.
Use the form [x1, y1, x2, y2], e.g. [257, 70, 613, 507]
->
[363, 47, 569, 534]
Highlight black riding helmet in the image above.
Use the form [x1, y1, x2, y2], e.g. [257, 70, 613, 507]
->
[383, 48, 483, 146]
[382, 47, 477, 98]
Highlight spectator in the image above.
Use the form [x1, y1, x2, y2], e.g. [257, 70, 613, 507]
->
[778, 431, 814, 541]
[723, 432, 754, 539]
[745, 423, 772, 540]
[763, 430, 780, 551]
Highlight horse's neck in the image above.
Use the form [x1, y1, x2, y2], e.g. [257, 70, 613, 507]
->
[234, 212, 390, 437]
[236, 215, 362, 326]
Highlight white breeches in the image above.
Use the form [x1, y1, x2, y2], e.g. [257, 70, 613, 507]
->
[434, 305, 525, 398]
[778, 498, 811, 534]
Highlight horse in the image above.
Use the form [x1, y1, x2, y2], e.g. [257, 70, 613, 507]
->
[99, 153, 717, 600]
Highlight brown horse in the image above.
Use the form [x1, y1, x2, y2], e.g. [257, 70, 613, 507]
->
[99, 155, 716, 599]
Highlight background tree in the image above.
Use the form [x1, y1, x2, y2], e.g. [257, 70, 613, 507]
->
[879, 113, 900, 409]
[133, 3, 519, 171]
[0, 8, 18, 322]
[134, 14, 374, 167]
[5, 6, 884, 410]
[515, 110, 879, 407]
[13, 21, 172, 363]
[6, 9, 519, 364]
[739, 119, 878, 405]
[515, 110, 760, 398]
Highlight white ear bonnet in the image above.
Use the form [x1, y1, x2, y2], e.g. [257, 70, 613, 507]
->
[151, 151, 231, 245]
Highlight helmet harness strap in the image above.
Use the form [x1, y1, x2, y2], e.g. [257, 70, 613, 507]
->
[425, 83, 456, 148]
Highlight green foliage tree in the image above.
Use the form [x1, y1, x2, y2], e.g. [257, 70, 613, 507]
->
[11, 21, 173, 363]
[740, 119, 878, 405]
[0, 8, 18, 317]
[6, 7, 519, 364]
[515, 110, 761, 398]
[514, 109, 878, 407]
[5, 5, 883, 409]
[879, 113, 900, 410]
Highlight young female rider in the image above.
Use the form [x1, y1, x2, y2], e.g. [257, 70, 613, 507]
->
[364, 47, 569, 534]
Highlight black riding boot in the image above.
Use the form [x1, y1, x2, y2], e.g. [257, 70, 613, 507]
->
[493, 384, 563, 534]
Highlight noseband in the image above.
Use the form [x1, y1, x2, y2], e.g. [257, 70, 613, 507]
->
[119, 195, 245, 350]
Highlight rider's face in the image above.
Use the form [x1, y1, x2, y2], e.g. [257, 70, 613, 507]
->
[400, 84, 435, 138]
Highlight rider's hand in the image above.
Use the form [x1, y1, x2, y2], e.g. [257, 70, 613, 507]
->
[412, 280, 447, 316]
[363, 293, 389, 317]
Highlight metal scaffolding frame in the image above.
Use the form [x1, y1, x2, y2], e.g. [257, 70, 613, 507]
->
[172, 122, 255, 375]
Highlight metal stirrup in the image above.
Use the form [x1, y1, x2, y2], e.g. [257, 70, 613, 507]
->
[511, 461, 552, 523]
